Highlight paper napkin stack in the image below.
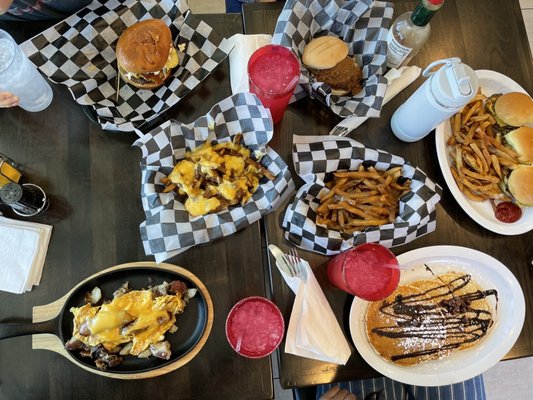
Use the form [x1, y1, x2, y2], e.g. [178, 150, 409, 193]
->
[227, 33, 272, 94]
[0, 216, 52, 294]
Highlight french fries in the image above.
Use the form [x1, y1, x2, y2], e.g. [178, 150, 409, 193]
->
[161, 134, 275, 216]
[447, 90, 519, 202]
[316, 165, 411, 234]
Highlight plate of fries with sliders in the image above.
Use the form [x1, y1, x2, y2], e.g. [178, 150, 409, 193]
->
[350, 246, 525, 386]
[435, 70, 533, 235]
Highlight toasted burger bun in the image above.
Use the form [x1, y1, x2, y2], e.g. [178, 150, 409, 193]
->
[116, 19, 177, 90]
[302, 36, 349, 70]
[302, 36, 362, 96]
[506, 126, 533, 164]
[494, 92, 533, 127]
[508, 165, 533, 206]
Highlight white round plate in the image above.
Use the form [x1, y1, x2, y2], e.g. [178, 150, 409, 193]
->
[349, 245, 525, 386]
[435, 70, 533, 235]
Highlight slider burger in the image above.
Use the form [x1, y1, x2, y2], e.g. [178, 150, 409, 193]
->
[486, 91, 533, 133]
[507, 165, 533, 207]
[505, 126, 533, 164]
[116, 19, 179, 90]
[302, 36, 363, 96]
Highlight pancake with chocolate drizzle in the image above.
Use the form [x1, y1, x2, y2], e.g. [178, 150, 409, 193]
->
[365, 271, 498, 366]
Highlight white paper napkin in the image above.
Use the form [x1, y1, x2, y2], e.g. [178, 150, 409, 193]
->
[329, 65, 422, 135]
[275, 257, 351, 365]
[227, 33, 273, 94]
[0, 216, 52, 294]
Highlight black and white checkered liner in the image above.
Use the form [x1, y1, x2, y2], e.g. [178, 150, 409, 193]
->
[19, 0, 232, 133]
[272, 0, 393, 118]
[134, 93, 295, 262]
[282, 135, 442, 255]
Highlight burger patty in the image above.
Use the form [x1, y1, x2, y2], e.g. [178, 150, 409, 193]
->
[313, 57, 363, 95]
[118, 65, 170, 87]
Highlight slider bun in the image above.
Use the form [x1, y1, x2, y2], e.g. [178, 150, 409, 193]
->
[508, 165, 533, 206]
[494, 92, 533, 127]
[302, 36, 349, 70]
[506, 126, 533, 164]
[116, 19, 172, 74]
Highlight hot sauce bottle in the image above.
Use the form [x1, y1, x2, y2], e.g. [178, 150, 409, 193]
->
[386, 0, 444, 69]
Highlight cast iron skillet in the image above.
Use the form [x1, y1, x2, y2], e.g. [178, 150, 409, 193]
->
[0, 262, 213, 379]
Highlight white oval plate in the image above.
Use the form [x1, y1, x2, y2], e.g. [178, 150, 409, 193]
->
[434, 70, 533, 235]
[349, 245, 525, 386]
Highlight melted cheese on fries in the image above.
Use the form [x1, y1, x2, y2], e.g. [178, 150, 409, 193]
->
[164, 138, 274, 216]
[70, 290, 186, 355]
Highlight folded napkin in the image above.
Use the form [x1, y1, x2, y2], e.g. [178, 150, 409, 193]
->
[227, 34, 273, 94]
[329, 65, 421, 136]
[0, 216, 52, 294]
[275, 256, 351, 364]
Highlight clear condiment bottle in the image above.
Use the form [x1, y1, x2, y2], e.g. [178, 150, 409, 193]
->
[386, 0, 444, 69]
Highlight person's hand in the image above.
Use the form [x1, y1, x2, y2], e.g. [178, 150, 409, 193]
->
[319, 386, 357, 400]
[0, 92, 19, 108]
[0, 0, 14, 14]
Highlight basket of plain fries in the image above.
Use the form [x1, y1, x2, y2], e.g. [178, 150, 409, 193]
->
[134, 93, 294, 262]
[282, 135, 442, 255]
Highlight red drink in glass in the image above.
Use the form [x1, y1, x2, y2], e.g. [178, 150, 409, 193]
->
[327, 243, 400, 301]
[225, 296, 284, 358]
[248, 44, 300, 124]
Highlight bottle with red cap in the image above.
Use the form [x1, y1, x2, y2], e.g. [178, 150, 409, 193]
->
[386, 0, 444, 69]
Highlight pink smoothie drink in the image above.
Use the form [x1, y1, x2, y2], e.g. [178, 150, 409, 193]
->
[248, 45, 300, 124]
[225, 296, 284, 358]
[327, 243, 400, 301]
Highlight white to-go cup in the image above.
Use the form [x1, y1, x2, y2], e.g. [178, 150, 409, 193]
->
[0, 29, 53, 112]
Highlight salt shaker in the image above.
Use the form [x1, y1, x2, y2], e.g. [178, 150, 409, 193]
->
[390, 57, 478, 142]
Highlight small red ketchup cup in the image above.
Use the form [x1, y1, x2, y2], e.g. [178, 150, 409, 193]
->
[225, 296, 284, 358]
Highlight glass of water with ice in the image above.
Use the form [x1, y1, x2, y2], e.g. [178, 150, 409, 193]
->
[0, 29, 53, 112]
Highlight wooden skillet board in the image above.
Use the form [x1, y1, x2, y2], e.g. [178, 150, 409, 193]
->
[31, 261, 214, 379]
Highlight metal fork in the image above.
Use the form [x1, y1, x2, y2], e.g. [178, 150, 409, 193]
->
[329, 125, 350, 137]
[329, 114, 368, 137]
[286, 247, 307, 281]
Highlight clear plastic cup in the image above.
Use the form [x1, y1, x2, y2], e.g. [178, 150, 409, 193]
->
[247, 44, 300, 124]
[0, 29, 53, 112]
[327, 243, 401, 301]
[225, 296, 284, 358]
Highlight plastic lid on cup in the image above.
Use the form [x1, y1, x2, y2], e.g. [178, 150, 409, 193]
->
[225, 296, 284, 358]
[425, 57, 479, 109]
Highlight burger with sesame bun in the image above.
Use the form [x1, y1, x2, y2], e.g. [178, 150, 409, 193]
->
[302, 36, 363, 96]
[116, 19, 180, 90]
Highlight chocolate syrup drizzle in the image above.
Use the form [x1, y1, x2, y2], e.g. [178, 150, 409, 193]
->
[372, 273, 498, 362]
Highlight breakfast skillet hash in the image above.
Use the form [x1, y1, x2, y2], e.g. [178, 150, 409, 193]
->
[65, 280, 196, 370]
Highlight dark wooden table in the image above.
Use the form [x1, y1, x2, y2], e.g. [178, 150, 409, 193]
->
[0, 13, 274, 400]
[243, 0, 533, 389]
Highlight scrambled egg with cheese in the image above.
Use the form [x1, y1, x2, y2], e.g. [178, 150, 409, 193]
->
[70, 289, 186, 355]
[163, 138, 274, 216]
